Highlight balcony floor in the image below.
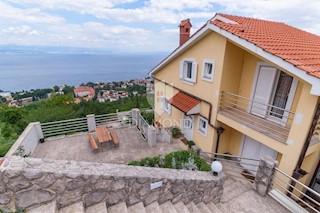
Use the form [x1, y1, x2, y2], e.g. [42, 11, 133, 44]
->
[32, 127, 187, 164]
[218, 107, 289, 143]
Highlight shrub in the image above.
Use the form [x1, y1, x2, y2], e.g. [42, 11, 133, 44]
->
[171, 127, 181, 138]
[128, 150, 211, 172]
[187, 140, 195, 149]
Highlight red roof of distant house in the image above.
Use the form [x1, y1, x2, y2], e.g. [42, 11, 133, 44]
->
[170, 92, 200, 113]
[211, 13, 320, 78]
[73, 86, 95, 96]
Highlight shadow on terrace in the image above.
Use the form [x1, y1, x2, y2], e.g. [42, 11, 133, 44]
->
[5, 109, 186, 164]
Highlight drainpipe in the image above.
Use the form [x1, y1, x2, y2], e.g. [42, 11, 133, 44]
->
[287, 103, 320, 196]
[152, 77, 217, 128]
[215, 127, 225, 154]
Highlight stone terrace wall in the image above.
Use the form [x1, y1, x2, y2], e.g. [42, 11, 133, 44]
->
[0, 156, 225, 211]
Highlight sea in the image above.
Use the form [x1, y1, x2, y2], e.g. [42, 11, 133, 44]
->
[0, 53, 167, 92]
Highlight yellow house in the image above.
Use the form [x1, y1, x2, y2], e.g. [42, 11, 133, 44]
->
[150, 14, 320, 194]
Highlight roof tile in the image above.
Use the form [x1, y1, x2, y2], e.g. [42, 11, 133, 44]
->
[169, 92, 200, 113]
[211, 13, 320, 78]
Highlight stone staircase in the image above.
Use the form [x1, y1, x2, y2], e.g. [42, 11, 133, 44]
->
[27, 179, 251, 213]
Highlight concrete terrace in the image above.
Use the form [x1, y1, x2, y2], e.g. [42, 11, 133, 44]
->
[32, 126, 187, 164]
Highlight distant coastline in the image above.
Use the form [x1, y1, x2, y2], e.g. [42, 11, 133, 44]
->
[0, 52, 166, 92]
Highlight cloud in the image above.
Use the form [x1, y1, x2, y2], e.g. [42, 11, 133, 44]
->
[0, 0, 320, 52]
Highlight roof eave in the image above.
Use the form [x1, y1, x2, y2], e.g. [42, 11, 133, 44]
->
[207, 24, 320, 96]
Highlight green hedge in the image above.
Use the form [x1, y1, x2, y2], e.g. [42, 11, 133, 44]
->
[128, 150, 211, 172]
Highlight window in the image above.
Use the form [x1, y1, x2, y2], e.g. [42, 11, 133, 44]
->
[198, 117, 208, 136]
[202, 60, 215, 82]
[179, 59, 197, 84]
[161, 97, 171, 115]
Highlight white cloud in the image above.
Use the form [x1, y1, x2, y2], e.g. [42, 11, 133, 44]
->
[0, 0, 320, 52]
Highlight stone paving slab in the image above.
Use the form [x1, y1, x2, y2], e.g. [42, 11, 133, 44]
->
[32, 127, 187, 164]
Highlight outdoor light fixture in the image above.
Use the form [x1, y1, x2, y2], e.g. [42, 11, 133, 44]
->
[211, 161, 223, 176]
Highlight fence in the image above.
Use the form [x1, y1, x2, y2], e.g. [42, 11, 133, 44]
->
[200, 151, 320, 212]
[137, 113, 149, 140]
[219, 91, 295, 142]
[41, 110, 133, 138]
[41, 117, 88, 138]
[201, 152, 260, 184]
[271, 168, 320, 213]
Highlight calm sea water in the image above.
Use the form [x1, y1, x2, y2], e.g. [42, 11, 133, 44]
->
[0, 53, 166, 92]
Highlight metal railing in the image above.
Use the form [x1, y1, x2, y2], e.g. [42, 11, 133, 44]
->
[201, 152, 260, 183]
[41, 117, 88, 138]
[137, 113, 149, 140]
[219, 91, 295, 142]
[95, 111, 132, 127]
[272, 167, 320, 213]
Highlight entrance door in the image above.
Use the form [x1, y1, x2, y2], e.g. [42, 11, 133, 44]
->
[183, 114, 194, 141]
[240, 136, 277, 175]
[251, 65, 278, 118]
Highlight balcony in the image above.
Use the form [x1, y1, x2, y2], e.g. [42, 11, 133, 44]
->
[218, 91, 296, 143]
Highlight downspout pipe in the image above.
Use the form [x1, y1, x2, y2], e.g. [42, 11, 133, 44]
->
[287, 103, 320, 196]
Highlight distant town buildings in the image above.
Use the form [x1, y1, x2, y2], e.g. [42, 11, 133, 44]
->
[74, 86, 95, 98]
[98, 90, 129, 102]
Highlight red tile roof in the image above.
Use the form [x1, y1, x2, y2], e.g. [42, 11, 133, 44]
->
[170, 92, 200, 113]
[211, 13, 320, 78]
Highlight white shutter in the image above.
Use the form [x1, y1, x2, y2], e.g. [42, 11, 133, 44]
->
[160, 96, 165, 110]
[190, 62, 197, 83]
[168, 103, 172, 115]
[179, 61, 184, 79]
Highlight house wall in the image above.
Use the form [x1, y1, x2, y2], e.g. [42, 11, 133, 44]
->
[153, 31, 320, 185]
[154, 32, 228, 152]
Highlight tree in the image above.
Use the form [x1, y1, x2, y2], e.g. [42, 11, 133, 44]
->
[53, 85, 59, 92]
[62, 85, 74, 95]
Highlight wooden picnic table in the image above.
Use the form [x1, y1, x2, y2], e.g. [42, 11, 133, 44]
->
[95, 126, 112, 144]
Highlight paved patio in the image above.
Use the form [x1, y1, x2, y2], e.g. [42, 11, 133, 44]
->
[32, 127, 187, 164]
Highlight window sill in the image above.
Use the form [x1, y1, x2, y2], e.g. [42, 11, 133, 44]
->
[201, 77, 214, 82]
[197, 129, 207, 137]
[180, 79, 195, 86]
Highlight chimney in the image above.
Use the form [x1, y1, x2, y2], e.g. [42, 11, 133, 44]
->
[179, 18, 192, 46]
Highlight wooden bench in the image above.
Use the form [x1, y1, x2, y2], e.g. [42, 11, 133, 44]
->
[110, 129, 119, 147]
[88, 133, 99, 153]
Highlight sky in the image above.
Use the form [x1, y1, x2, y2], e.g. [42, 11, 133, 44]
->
[1, 0, 320, 53]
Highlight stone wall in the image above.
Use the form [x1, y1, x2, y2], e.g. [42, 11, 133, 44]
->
[0, 156, 225, 211]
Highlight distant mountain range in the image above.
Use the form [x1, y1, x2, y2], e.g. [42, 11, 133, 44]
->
[0, 45, 113, 54]
[0, 45, 169, 55]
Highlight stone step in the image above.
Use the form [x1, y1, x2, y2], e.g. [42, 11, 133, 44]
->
[86, 202, 107, 213]
[197, 202, 211, 213]
[186, 202, 201, 213]
[108, 202, 128, 213]
[159, 201, 178, 213]
[215, 203, 227, 212]
[206, 202, 222, 213]
[173, 201, 190, 213]
[221, 181, 251, 203]
[27, 200, 58, 213]
[59, 202, 84, 213]
[145, 202, 162, 213]
[128, 202, 146, 213]
[223, 180, 244, 194]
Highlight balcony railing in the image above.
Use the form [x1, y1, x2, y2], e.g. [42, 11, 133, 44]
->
[219, 91, 296, 143]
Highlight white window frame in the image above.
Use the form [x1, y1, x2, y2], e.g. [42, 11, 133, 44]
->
[197, 116, 208, 137]
[179, 58, 197, 84]
[161, 96, 171, 115]
[201, 60, 215, 82]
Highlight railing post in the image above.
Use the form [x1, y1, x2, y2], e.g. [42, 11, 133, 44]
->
[131, 108, 140, 126]
[86, 114, 96, 132]
[147, 125, 156, 147]
[254, 156, 278, 196]
[34, 122, 44, 139]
